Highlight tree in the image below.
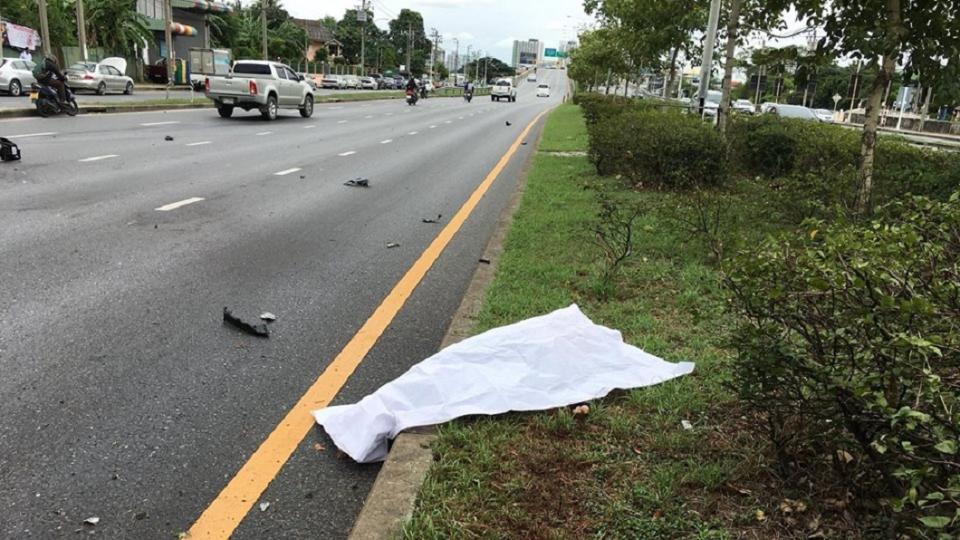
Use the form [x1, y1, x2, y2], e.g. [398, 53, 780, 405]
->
[85, 0, 152, 57]
[568, 27, 628, 93]
[387, 9, 431, 74]
[464, 56, 513, 81]
[335, 8, 381, 67]
[794, 0, 960, 214]
[433, 61, 449, 80]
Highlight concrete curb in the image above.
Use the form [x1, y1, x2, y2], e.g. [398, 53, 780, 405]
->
[346, 109, 551, 540]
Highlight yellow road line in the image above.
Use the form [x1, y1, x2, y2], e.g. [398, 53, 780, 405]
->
[187, 108, 552, 539]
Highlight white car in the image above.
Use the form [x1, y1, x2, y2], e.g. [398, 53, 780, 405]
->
[692, 90, 722, 117]
[0, 58, 37, 96]
[527, 74, 537, 83]
[814, 108, 835, 123]
[733, 99, 755, 114]
[359, 76, 377, 90]
[65, 57, 135, 95]
[491, 78, 517, 102]
[536, 83, 550, 97]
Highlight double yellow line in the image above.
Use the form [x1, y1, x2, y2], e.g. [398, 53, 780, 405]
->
[187, 108, 551, 539]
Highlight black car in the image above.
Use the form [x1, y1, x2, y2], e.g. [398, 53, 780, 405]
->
[379, 77, 395, 90]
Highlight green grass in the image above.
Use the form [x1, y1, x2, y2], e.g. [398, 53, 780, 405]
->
[538, 104, 588, 152]
[403, 104, 799, 539]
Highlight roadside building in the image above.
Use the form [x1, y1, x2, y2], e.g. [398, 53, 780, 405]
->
[135, 0, 232, 63]
[292, 18, 343, 63]
[511, 38, 541, 68]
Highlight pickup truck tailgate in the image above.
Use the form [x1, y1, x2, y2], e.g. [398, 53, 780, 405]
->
[208, 77, 254, 96]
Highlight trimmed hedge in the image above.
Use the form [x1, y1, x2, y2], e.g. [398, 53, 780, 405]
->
[586, 108, 726, 189]
[728, 115, 960, 206]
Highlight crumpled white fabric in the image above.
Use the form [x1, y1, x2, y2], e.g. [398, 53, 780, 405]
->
[313, 304, 695, 463]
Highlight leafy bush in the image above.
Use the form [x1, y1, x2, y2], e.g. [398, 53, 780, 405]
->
[726, 193, 960, 536]
[575, 92, 640, 126]
[727, 115, 859, 179]
[874, 139, 960, 203]
[587, 108, 727, 189]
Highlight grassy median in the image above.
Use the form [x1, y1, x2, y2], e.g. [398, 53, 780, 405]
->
[402, 104, 824, 539]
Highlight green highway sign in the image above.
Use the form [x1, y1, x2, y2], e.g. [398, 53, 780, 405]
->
[544, 48, 558, 57]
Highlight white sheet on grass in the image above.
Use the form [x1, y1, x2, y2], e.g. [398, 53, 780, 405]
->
[313, 304, 695, 463]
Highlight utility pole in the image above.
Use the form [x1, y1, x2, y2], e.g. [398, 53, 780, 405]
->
[405, 22, 413, 75]
[163, 0, 174, 98]
[429, 28, 440, 81]
[358, 0, 368, 76]
[37, 0, 51, 57]
[466, 45, 472, 81]
[261, 1, 268, 60]
[453, 38, 460, 79]
[696, 0, 722, 117]
[483, 56, 488, 86]
[76, 0, 88, 61]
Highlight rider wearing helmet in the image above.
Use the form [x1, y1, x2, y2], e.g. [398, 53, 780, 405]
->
[33, 56, 67, 104]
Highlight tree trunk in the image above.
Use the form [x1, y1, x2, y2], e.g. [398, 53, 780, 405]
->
[665, 46, 679, 99]
[920, 87, 932, 131]
[605, 69, 612, 95]
[717, 0, 743, 134]
[856, 0, 903, 216]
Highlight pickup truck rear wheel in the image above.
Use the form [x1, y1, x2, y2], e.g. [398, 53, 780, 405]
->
[491, 96, 496, 102]
[299, 95, 314, 118]
[217, 104, 234, 118]
[261, 94, 278, 121]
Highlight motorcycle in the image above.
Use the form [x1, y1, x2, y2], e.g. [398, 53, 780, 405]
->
[464, 89, 473, 103]
[405, 88, 419, 106]
[31, 81, 79, 118]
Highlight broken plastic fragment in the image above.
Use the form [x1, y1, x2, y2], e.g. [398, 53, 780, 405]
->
[259, 312, 277, 322]
[223, 307, 270, 338]
[83, 517, 100, 526]
[421, 214, 442, 224]
[164, 135, 174, 141]
[343, 178, 370, 188]
[259, 502, 270, 512]
[681, 420, 693, 430]
[387, 242, 400, 249]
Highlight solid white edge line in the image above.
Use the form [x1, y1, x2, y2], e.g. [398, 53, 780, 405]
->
[256, 131, 273, 136]
[274, 167, 302, 176]
[78, 154, 118, 162]
[408, 131, 418, 135]
[155, 197, 205, 212]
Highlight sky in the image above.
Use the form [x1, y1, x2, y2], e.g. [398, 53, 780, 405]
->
[279, 0, 595, 64]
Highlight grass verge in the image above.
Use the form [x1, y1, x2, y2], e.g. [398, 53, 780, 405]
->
[402, 104, 838, 539]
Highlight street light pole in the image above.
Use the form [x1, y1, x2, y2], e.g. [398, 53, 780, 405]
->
[697, 0, 722, 117]
[358, 0, 368, 76]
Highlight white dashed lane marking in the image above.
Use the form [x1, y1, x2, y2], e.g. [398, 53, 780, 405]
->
[380, 140, 392, 144]
[155, 197, 205, 212]
[274, 167, 302, 176]
[256, 131, 273, 136]
[7, 132, 56, 138]
[186, 141, 211, 146]
[338, 151, 357, 156]
[140, 121, 180, 127]
[78, 154, 118, 162]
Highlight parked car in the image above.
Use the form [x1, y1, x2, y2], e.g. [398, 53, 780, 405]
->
[0, 58, 37, 96]
[491, 78, 517, 102]
[379, 77, 395, 89]
[767, 104, 820, 121]
[370, 73, 383, 88]
[393, 76, 405, 89]
[321, 74, 341, 89]
[733, 99, 755, 114]
[65, 58, 135, 95]
[759, 102, 777, 114]
[527, 74, 537, 83]
[204, 60, 314, 120]
[299, 73, 319, 90]
[360, 76, 377, 90]
[814, 108, 835, 123]
[342, 75, 361, 89]
[536, 83, 550, 98]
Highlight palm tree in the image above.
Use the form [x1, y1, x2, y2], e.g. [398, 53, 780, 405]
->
[84, 0, 152, 58]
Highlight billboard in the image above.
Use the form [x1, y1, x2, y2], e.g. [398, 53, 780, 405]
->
[518, 51, 537, 65]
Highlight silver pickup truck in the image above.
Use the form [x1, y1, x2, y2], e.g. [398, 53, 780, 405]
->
[204, 60, 315, 120]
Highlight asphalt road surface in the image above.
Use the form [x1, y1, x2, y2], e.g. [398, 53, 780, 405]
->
[0, 71, 567, 538]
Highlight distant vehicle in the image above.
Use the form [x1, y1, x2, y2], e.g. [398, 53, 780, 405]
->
[204, 60, 314, 121]
[299, 73, 319, 90]
[189, 48, 231, 90]
[527, 74, 537, 83]
[342, 75, 361, 89]
[360, 77, 377, 90]
[491, 78, 517, 102]
[321, 74, 341, 89]
[536, 83, 550, 98]
[65, 58, 135, 95]
[691, 89, 722, 116]
[760, 102, 777, 114]
[814, 108, 835, 123]
[0, 58, 37, 96]
[767, 104, 820, 122]
[733, 99, 755, 114]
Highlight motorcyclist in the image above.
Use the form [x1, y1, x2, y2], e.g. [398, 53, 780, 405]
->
[33, 55, 67, 104]
[405, 76, 418, 94]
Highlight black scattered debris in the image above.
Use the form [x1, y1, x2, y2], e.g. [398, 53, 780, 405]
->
[421, 214, 442, 224]
[164, 135, 174, 141]
[134, 512, 147, 521]
[299, 175, 306, 179]
[344, 178, 370, 188]
[479, 258, 491, 265]
[505, 121, 512, 126]
[0, 138, 21, 161]
[154, 224, 158, 229]
[387, 242, 400, 249]
[521, 141, 528, 145]
[223, 307, 270, 338]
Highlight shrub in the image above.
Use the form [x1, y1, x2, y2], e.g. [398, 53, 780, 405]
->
[727, 115, 859, 179]
[587, 108, 727, 189]
[575, 92, 640, 126]
[726, 193, 960, 536]
[874, 139, 960, 203]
